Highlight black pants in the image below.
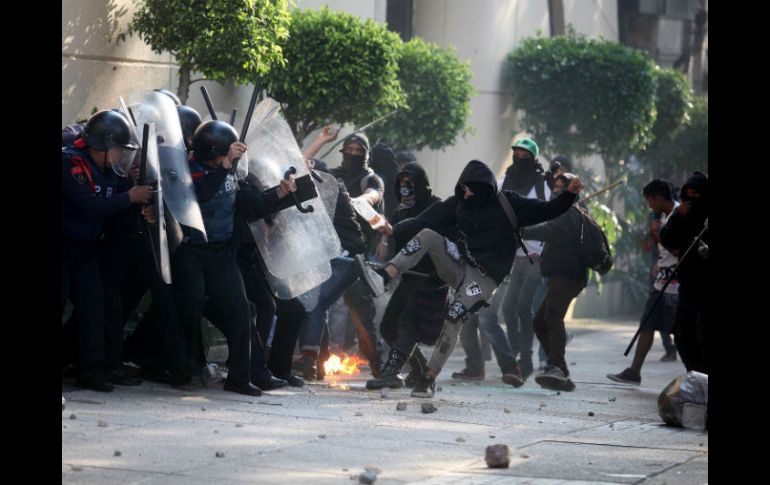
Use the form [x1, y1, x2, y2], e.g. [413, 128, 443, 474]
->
[532, 276, 584, 376]
[237, 245, 277, 346]
[674, 295, 708, 374]
[112, 235, 191, 379]
[172, 244, 259, 385]
[269, 298, 306, 378]
[62, 239, 106, 382]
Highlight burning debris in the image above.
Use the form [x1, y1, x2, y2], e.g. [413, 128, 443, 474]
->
[323, 353, 368, 376]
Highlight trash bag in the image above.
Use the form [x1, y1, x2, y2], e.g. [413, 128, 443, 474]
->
[658, 371, 708, 430]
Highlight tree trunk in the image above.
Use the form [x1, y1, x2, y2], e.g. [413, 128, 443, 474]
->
[689, 0, 708, 95]
[177, 65, 191, 105]
[548, 0, 565, 37]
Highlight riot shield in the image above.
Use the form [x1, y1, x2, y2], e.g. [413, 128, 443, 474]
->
[312, 169, 340, 221]
[143, 124, 172, 284]
[124, 91, 207, 240]
[244, 98, 341, 299]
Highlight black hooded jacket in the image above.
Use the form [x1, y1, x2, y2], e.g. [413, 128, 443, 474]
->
[392, 160, 577, 284]
[660, 171, 709, 302]
[391, 162, 441, 278]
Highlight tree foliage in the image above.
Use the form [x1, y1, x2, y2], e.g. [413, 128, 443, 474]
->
[367, 38, 474, 152]
[506, 29, 658, 178]
[263, 7, 405, 141]
[126, 0, 291, 103]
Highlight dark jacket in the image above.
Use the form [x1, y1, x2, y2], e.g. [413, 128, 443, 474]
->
[392, 160, 576, 284]
[330, 164, 384, 247]
[62, 143, 132, 241]
[380, 161, 447, 346]
[391, 162, 441, 278]
[332, 181, 367, 255]
[522, 205, 587, 285]
[660, 172, 709, 302]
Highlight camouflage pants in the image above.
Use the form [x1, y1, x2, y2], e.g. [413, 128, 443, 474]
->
[389, 229, 498, 376]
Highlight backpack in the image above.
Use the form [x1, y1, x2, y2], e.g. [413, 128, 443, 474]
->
[575, 204, 614, 274]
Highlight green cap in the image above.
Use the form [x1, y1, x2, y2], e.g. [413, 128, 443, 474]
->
[511, 138, 539, 159]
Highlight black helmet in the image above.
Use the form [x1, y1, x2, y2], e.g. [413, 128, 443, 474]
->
[154, 88, 182, 106]
[82, 110, 138, 151]
[192, 120, 238, 162]
[177, 105, 202, 141]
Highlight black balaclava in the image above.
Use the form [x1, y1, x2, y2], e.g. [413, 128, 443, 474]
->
[503, 151, 542, 195]
[339, 133, 370, 176]
[396, 161, 432, 211]
[462, 181, 494, 208]
[680, 171, 709, 219]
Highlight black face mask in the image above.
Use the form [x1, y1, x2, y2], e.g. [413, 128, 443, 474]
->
[513, 155, 535, 167]
[462, 182, 493, 208]
[504, 156, 538, 192]
[399, 182, 416, 207]
[341, 154, 365, 173]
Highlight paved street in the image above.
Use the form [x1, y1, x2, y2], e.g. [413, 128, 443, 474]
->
[62, 317, 707, 484]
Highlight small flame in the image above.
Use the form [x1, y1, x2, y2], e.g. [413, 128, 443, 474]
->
[323, 353, 367, 375]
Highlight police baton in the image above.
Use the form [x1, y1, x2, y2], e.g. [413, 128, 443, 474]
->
[200, 86, 218, 120]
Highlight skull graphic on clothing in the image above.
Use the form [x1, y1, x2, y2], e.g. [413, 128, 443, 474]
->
[401, 238, 423, 255]
[447, 301, 467, 321]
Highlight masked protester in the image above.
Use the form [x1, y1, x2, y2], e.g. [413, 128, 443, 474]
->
[366, 162, 447, 390]
[374, 160, 582, 398]
[660, 171, 709, 375]
[467, 138, 551, 386]
[62, 110, 154, 391]
[521, 173, 589, 391]
[326, 133, 386, 376]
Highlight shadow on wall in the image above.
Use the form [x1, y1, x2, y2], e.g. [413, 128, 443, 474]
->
[62, 0, 131, 123]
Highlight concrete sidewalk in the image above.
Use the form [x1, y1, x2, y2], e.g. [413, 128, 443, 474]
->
[62, 317, 707, 484]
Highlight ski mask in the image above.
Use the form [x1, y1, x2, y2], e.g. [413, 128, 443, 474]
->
[462, 181, 494, 208]
[341, 153, 366, 173]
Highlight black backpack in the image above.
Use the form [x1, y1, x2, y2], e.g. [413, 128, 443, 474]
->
[575, 204, 614, 275]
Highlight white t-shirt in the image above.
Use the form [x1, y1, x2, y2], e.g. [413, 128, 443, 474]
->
[654, 202, 680, 294]
[497, 177, 551, 257]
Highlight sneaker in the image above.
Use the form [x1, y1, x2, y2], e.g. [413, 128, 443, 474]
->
[606, 367, 641, 385]
[451, 368, 485, 381]
[518, 358, 534, 381]
[365, 260, 392, 287]
[410, 375, 436, 398]
[501, 363, 525, 388]
[660, 350, 678, 362]
[292, 351, 319, 381]
[535, 365, 576, 392]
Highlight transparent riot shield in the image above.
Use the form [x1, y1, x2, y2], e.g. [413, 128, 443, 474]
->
[124, 91, 207, 240]
[244, 98, 341, 299]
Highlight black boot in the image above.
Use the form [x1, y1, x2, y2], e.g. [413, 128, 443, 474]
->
[410, 373, 436, 398]
[404, 347, 428, 388]
[365, 349, 407, 390]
